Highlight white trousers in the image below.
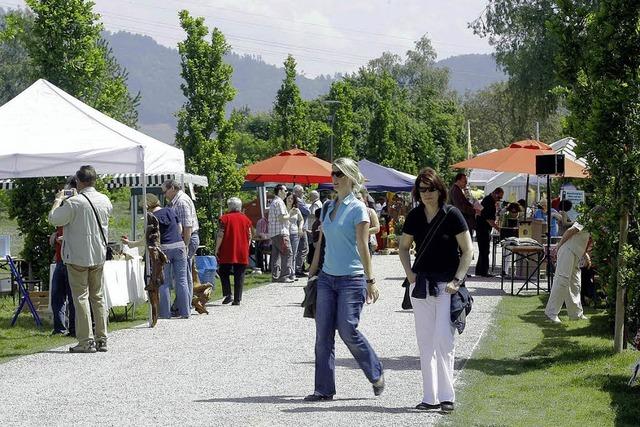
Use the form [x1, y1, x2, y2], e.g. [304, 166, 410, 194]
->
[410, 282, 455, 404]
[545, 247, 583, 318]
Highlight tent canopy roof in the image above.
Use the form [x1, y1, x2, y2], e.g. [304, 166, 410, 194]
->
[318, 159, 415, 192]
[0, 79, 184, 179]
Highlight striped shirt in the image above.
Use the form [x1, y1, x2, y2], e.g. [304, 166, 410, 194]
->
[268, 196, 289, 238]
[169, 190, 199, 233]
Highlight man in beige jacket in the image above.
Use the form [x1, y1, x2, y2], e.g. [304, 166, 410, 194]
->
[49, 165, 113, 353]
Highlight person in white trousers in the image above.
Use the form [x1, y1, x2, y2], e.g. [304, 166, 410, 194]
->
[545, 221, 592, 323]
[399, 167, 473, 413]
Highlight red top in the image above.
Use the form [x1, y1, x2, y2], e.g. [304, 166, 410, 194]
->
[218, 212, 252, 265]
[54, 227, 63, 263]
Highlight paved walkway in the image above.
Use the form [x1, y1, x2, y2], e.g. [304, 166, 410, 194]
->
[0, 254, 504, 426]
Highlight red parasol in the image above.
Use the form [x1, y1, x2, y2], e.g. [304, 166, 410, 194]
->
[245, 149, 332, 184]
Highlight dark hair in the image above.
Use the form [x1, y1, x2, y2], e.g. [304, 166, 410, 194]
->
[558, 199, 573, 212]
[412, 167, 447, 206]
[66, 176, 77, 189]
[274, 184, 287, 194]
[507, 202, 521, 214]
[285, 191, 298, 207]
[517, 199, 526, 208]
[75, 165, 97, 185]
[454, 172, 467, 182]
[494, 187, 504, 195]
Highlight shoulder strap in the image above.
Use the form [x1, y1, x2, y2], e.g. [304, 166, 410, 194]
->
[81, 193, 108, 248]
[412, 205, 450, 270]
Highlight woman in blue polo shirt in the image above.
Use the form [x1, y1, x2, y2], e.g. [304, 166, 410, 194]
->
[305, 157, 384, 402]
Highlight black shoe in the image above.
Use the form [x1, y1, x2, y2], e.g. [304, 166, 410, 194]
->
[51, 330, 65, 336]
[440, 401, 455, 413]
[96, 341, 108, 352]
[232, 300, 240, 306]
[222, 295, 233, 304]
[296, 272, 309, 278]
[303, 393, 333, 402]
[66, 331, 76, 338]
[372, 374, 385, 396]
[415, 402, 440, 411]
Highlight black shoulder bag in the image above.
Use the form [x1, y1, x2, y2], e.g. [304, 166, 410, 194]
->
[81, 193, 113, 261]
[401, 206, 450, 309]
[303, 200, 332, 319]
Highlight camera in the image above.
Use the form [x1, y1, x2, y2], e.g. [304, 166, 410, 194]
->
[64, 189, 75, 197]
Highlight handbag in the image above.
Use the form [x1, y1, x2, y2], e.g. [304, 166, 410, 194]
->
[401, 206, 450, 309]
[81, 193, 113, 261]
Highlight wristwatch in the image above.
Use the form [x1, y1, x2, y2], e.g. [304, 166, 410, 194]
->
[366, 278, 376, 285]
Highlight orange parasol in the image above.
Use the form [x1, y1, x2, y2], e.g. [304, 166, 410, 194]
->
[245, 148, 332, 184]
[451, 140, 588, 178]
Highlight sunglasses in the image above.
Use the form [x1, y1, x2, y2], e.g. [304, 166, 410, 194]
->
[331, 170, 345, 178]
[418, 185, 437, 193]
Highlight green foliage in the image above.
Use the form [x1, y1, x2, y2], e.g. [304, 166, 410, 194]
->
[477, 0, 640, 340]
[0, 0, 139, 283]
[272, 55, 312, 151]
[463, 81, 566, 152]
[176, 10, 244, 248]
[0, 8, 33, 104]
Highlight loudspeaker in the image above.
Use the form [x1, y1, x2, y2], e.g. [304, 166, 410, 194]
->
[536, 154, 565, 175]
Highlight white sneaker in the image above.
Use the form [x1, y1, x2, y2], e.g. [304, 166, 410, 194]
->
[545, 313, 562, 324]
[574, 314, 588, 320]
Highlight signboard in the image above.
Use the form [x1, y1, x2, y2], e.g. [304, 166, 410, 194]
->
[560, 190, 585, 221]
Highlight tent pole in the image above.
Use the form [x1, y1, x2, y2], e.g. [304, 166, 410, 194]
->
[546, 174, 552, 291]
[140, 149, 151, 327]
[524, 174, 530, 221]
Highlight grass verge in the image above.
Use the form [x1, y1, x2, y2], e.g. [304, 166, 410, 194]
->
[443, 295, 640, 427]
[0, 272, 272, 363]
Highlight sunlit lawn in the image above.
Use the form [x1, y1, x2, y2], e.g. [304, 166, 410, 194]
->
[443, 295, 640, 427]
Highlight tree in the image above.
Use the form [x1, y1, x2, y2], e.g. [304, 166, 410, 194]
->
[272, 55, 310, 151]
[463, 82, 565, 152]
[475, 0, 640, 351]
[1, 0, 139, 282]
[176, 10, 244, 248]
[0, 8, 33, 104]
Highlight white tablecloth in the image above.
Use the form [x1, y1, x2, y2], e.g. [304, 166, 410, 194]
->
[48, 258, 147, 311]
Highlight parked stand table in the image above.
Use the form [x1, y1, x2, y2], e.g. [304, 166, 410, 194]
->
[501, 244, 546, 295]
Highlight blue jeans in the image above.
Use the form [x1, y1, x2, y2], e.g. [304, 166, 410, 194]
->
[314, 271, 383, 396]
[186, 232, 200, 304]
[160, 247, 190, 318]
[51, 261, 75, 334]
[289, 233, 299, 279]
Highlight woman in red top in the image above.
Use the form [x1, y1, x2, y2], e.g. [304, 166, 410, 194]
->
[215, 197, 253, 305]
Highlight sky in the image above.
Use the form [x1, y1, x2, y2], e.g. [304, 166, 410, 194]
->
[0, 0, 493, 77]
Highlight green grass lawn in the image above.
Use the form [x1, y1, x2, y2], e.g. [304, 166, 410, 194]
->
[444, 295, 640, 427]
[0, 272, 272, 363]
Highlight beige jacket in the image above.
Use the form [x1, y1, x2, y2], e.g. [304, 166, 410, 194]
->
[49, 187, 113, 267]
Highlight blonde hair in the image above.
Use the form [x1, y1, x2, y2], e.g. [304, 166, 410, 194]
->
[333, 157, 365, 193]
[139, 193, 160, 209]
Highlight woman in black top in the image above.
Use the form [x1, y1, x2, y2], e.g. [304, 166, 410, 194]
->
[398, 168, 473, 413]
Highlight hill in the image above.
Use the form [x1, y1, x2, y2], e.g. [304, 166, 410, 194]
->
[437, 53, 506, 95]
[103, 31, 505, 143]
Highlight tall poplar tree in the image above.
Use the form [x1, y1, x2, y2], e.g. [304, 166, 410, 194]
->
[176, 10, 243, 247]
[272, 55, 310, 151]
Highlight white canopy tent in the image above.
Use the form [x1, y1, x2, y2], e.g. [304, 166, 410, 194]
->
[0, 79, 189, 327]
[0, 79, 184, 178]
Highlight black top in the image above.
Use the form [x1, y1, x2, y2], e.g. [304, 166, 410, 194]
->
[403, 204, 468, 280]
[477, 195, 497, 232]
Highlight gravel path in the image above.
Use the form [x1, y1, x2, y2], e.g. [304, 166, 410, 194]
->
[0, 252, 503, 426]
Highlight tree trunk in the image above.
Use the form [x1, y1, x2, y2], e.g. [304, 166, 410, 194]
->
[614, 205, 629, 353]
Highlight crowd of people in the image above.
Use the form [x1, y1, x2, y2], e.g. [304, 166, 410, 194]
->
[45, 159, 595, 414]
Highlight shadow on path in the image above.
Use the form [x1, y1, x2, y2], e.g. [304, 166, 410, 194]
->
[195, 395, 367, 404]
[281, 405, 420, 414]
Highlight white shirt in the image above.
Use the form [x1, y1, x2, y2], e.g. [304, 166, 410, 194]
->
[563, 222, 590, 257]
[49, 187, 113, 267]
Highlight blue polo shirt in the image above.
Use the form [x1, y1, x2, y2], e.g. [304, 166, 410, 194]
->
[321, 192, 370, 276]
